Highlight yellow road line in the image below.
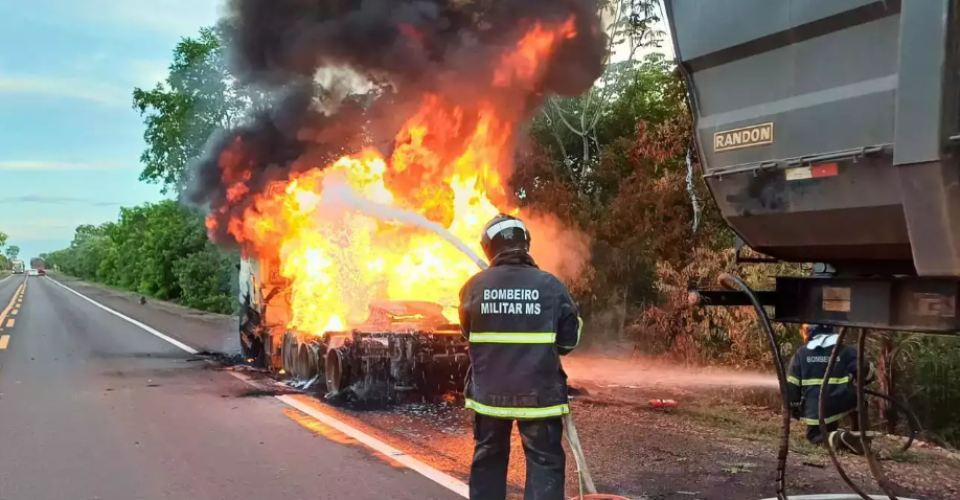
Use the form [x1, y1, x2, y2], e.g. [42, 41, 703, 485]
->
[0, 335, 10, 349]
[5, 319, 13, 328]
[11, 309, 17, 316]
[0, 284, 23, 327]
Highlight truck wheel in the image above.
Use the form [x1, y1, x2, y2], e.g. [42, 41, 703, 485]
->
[281, 333, 297, 376]
[326, 348, 348, 394]
[297, 344, 320, 380]
[238, 301, 264, 363]
[239, 331, 264, 362]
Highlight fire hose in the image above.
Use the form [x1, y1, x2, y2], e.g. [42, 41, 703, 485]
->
[717, 273, 921, 500]
[719, 274, 791, 500]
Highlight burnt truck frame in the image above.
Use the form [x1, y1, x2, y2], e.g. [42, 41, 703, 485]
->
[666, 0, 960, 334]
[238, 257, 469, 399]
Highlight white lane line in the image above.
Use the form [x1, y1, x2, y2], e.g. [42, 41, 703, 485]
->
[278, 394, 469, 498]
[45, 276, 470, 498]
[46, 278, 199, 355]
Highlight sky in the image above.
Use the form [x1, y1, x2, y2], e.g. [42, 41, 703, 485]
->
[0, 1, 671, 262]
[0, 0, 224, 260]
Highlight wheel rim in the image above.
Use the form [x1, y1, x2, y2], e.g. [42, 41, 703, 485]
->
[326, 349, 344, 393]
[299, 345, 319, 380]
[282, 333, 296, 375]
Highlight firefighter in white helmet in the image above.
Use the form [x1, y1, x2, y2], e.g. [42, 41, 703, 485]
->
[459, 214, 583, 500]
[787, 323, 875, 454]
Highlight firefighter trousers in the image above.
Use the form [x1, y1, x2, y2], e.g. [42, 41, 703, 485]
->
[469, 414, 566, 500]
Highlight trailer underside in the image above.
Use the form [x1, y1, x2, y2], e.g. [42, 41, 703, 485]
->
[690, 272, 960, 335]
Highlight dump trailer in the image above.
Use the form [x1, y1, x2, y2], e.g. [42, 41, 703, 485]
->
[238, 257, 469, 400]
[668, 0, 960, 333]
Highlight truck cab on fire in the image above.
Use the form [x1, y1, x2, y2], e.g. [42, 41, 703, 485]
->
[237, 256, 469, 400]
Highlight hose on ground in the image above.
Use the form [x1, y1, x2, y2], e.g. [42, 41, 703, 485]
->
[820, 327, 873, 500]
[718, 273, 790, 500]
[864, 389, 920, 455]
[856, 330, 900, 499]
[713, 274, 921, 500]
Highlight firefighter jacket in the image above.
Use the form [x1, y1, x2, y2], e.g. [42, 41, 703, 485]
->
[787, 334, 874, 426]
[458, 253, 583, 420]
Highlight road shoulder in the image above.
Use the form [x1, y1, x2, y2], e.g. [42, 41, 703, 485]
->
[46, 273, 237, 355]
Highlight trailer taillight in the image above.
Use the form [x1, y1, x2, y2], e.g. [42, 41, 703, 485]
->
[785, 162, 839, 181]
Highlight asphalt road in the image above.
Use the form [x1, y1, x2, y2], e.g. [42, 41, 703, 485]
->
[0, 275, 462, 500]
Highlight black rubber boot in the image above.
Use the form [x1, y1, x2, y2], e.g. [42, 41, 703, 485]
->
[830, 430, 868, 456]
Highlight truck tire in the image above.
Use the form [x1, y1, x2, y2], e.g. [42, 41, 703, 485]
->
[326, 348, 349, 394]
[238, 299, 265, 366]
[297, 344, 320, 381]
[281, 332, 297, 376]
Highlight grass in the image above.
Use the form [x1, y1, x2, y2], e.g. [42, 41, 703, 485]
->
[889, 449, 923, 464]
[683, 399, 832, 459]
[682, 398, 960, 475]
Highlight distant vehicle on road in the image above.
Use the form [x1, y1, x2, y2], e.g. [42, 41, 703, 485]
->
[11, 260, 25, 274]
[30, 257, 45, 275]
[27, 269, 39, 276]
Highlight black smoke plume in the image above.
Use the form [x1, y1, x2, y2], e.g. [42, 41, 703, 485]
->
[188, 0, 606, 249]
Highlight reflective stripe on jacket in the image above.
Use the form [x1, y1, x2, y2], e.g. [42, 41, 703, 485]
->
[459, 253, 582, 419]
[786, 334, 874, 425]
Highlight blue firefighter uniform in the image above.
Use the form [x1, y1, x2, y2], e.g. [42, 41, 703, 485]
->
[787, 324, 874, 444]
[459, 214, 583, 500]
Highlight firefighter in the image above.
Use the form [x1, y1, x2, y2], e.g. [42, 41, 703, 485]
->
[459, 214, 583, 500]
[787, 323, 875, 454]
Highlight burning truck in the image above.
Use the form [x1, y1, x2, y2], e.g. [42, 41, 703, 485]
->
[238, 254, 469, 399]
[190, 0, 606, 400]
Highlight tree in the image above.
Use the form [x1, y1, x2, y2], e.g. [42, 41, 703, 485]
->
[0, 231, 7, 251]
[5, 245, 20, 260]
[45, 201, 238, 314]
[132, 25, 249, 193]
[537, 0, 665, 192]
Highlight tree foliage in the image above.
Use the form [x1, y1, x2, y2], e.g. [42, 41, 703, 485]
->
[0, 232, 10, 270]
[514, 51, 731, 343]
[132, 26, 248, 192]
[4, 245, 18, 261]
[46, 201, 237, 313]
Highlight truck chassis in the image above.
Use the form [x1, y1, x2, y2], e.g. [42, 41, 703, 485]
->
[241, 298, 470, 402]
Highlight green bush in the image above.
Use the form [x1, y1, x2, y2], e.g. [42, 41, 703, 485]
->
[174, 245, 237, 314]
[46, 200, 237, 315]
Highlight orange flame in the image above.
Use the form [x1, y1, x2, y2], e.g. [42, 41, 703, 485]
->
[215, 18, 575, 335]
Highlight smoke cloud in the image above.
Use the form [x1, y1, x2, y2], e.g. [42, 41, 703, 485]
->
[188, 0, 606, 283]
[523, 211, 591, 283]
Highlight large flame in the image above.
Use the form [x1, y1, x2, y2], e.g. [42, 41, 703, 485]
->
[212, 18, 575, 335]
